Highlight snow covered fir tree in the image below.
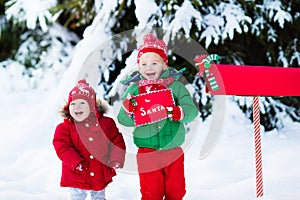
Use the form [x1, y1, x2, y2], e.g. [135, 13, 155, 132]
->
[1, 0, 299, 130]
[1, 0, 300, 199]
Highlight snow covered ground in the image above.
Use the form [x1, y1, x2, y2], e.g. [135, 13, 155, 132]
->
[1, 81, 300, 200]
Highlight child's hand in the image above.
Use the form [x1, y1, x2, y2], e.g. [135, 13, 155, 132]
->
[109, 161, 121, 169]
[166, 106, 184, 121]
[122, 94, 137, 116]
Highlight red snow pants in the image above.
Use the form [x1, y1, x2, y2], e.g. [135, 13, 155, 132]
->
[137, 147, 186, 200]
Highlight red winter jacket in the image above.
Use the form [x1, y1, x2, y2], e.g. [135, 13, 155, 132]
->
[53, 102, 126, 191]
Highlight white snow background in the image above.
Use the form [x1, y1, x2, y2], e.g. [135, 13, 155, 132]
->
[1, 64, 300, 200]
[1, 0, 300, 199]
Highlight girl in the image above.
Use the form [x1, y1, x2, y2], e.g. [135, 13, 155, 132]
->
[53, 79, 126, 200]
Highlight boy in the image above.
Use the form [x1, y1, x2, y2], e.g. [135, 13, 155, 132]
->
[53, 79, 126, 200]
[117, 33, 198, 200]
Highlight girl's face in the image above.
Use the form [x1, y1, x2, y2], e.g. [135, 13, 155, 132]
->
[69, 99, 90, 122]
[138, 52, 167, 80]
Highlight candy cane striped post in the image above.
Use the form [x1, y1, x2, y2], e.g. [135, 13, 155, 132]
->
[253, 96, 264, 198]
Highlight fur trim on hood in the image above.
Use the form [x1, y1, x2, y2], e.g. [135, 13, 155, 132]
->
[60, 98, 109, 119]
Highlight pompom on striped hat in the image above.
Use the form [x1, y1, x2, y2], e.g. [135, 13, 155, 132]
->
[137, 33, 168, 66]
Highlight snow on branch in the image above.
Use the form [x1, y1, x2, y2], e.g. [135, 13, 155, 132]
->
[290, 39, 300, 66]
[135, 0, 160, 28]
[5, 0, 56, 32]
[167, 0, 202, 38]
[201, 2, 251, 48]
[265, 0, 292, 28]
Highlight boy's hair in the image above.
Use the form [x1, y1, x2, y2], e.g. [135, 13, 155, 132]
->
[137, 33, 168, 66]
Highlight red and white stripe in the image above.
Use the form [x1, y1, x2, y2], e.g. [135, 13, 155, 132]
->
[253, 96, 264, 198]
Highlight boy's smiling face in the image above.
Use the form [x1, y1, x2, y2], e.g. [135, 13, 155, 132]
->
[138, 52, 167, 80]
[69, 99, 91, 122]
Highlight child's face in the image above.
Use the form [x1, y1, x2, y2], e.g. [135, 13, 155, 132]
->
[69, 99, 91, 122]
[138, 52, 167, 80]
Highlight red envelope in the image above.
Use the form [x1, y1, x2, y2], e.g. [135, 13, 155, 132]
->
[133, 89, 175, 127]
